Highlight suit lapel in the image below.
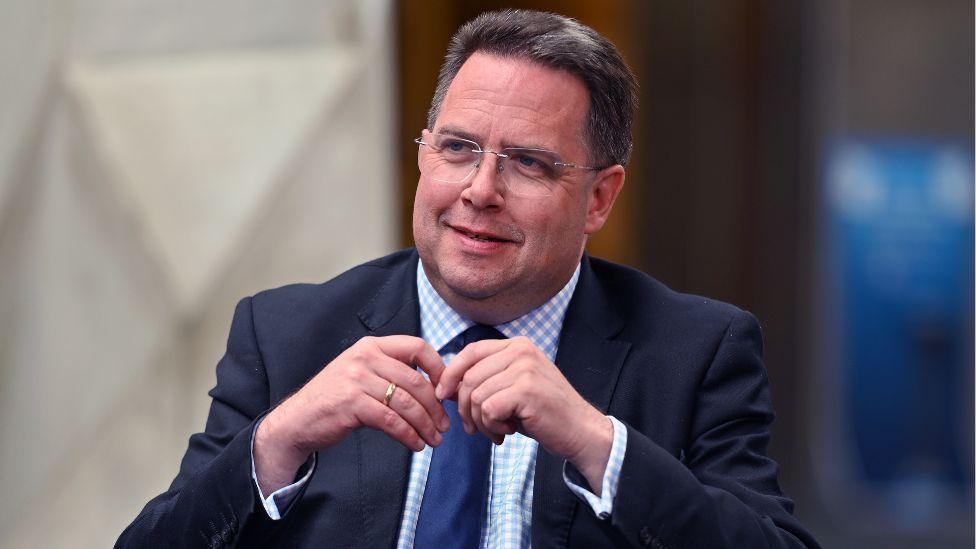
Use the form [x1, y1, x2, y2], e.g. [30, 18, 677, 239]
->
[347, 252, 631, 547]
[354, 252, 420, 549]
[532, 255, 631, 548]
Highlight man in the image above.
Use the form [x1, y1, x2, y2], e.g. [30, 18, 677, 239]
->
[118, 9, 818, 549]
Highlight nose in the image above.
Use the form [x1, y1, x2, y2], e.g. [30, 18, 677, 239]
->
[460, 152, 506, 209]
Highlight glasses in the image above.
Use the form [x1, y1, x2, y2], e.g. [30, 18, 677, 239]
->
[414, 130, 600, 197]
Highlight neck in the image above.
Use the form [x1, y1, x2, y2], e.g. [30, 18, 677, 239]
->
[421, 260, 580, 326]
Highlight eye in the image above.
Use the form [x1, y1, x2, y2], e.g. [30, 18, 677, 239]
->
[509, 152, 554, 177]
[436, 138, 478, 162]
[445, 139, 467, 152]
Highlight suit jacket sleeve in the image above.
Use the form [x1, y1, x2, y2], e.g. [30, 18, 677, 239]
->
[607, 310, 819, 549]
[116, 297, 303, 548]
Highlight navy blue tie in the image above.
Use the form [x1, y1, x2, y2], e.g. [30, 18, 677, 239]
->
[414, 324, 506, 548]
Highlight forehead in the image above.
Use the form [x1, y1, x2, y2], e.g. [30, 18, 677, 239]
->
[435, 52, 589, 151]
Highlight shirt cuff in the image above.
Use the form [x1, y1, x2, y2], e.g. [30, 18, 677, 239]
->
[561, 415, 627, 520]
[250, 418, 316, 520]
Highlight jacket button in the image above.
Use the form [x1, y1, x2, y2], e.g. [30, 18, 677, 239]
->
[639, 526, 653, 546]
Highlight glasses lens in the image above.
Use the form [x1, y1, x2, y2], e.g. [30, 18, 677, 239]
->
[500, 148, 560, 197]
[416, 134, 566, 197]
[419, 134, 480, 184]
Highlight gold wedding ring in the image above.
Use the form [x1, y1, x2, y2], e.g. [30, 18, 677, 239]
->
[383, 382, 398, 407]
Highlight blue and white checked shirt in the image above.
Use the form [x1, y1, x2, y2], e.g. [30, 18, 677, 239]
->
[252, 261, 628, 548]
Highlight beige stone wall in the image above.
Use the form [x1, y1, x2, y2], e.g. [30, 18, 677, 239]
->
[0, 1, 397, 546]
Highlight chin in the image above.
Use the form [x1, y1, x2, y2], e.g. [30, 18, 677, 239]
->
[440, 267, 505, 301]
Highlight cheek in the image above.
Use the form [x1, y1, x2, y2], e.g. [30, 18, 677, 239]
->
[534, 195, 587, 235]
[522, 196, 588, 254]
[413, 181, 456, 240]
[413, 183, 438, 223]
[416, 180, 458, 213]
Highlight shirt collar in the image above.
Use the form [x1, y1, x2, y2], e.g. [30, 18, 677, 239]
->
[416, 261, 581, 360]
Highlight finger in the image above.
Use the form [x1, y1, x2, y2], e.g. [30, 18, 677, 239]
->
[457, 350, 518, 435]
[437, 338, 510, 399]
[354, 396, 426, 452]
[480, 417, 518, 445]
[469, 385, 504, 444]
[369, 355, 450, 433]
[457, 376, 475, 435]
[459, 347, 518, 392]
[469, 369, 519, 443]
[368, 373, 444, 447]
[478, 387, 523, 443]
[372, 336, 447, 385]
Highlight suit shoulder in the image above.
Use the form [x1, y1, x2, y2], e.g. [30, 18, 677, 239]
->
[247, 248, 416, 319]
[588, 256, 756, 337]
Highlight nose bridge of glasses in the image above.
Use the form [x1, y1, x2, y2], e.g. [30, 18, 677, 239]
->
[472, 149, 508, 173]
[458, 151, 508, 196]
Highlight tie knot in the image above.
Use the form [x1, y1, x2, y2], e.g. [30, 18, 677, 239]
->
[461, 324, 506, 346]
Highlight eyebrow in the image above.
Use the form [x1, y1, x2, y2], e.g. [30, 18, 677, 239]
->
[436, 125, 558, 153]
[436, 126, 483, 146]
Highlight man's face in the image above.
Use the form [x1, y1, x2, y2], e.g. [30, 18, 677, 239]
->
[413, 53, 621, 323]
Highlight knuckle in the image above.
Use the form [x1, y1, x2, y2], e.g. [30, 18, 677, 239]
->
[481, 400, 499, 421]
[405, 370, 425, 389]
[514, 337, 539, 356]
[383, 408, 400, 429]
[339, 410, 358, 431]
[394, 389, 414, 410]
[513, 379, 532, 397]
[349, 346, 368, 363]
[411, 338, 427, 356]
[515, 362, 535, 377]
[345, 365, 366, 383]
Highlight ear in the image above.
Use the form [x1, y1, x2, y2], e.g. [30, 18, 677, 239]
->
[583, 165, 626, 234]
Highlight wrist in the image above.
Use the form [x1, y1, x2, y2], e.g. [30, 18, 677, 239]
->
[567, 411, 613, 493]
[257, 406, 311, 468]
[254, 407, 312, 496]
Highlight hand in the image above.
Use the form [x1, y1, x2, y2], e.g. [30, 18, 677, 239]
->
[254, 335, 448, 495]
[435, 336, 613, 493]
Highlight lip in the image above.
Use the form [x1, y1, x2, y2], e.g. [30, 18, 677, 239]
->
[447, 223, 514, 243]
[446, 223, 516, 253]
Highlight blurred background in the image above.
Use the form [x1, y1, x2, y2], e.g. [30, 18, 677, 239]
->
[0, 0, 971, 547]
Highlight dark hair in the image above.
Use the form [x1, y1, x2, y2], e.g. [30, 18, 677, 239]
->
[427, 9, 638, 167]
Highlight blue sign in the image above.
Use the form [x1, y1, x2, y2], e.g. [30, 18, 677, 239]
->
[823, 140, 973, 526]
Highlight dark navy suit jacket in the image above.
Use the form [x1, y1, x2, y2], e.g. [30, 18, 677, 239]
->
[117, 249, 819, 548]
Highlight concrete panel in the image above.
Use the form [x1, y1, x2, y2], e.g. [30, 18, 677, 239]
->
[0, 1, 396, 546]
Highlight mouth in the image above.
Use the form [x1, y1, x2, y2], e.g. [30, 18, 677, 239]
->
[460, 230, 506, 242]
[447, 223, 517, 246]
[444, 223, 519, 256]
